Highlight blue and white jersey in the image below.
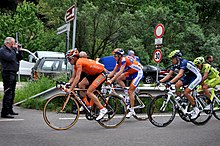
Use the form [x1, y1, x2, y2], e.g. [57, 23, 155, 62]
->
[170, 59, 201, 77]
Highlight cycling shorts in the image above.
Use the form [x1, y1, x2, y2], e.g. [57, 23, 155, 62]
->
[124, 70, 143, 88]
[86, 72, 107, 90]
[180, 74, 202, 90]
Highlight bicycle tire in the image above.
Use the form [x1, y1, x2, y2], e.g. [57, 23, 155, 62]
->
[97, 94, 127, 128]
[133, 92, 153, 121]
[190, 95, 213, 125]
[147, 94, 176, 127]
[213, 94, 220, 120]
[43, 93, 80, 130]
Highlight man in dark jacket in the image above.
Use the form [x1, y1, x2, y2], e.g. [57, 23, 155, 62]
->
[0, 37, 23, 118]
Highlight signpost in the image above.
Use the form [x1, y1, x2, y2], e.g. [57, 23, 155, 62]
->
[153, 24, 165, 82]
[65, 5, 75, 23]
[153, 49, 162, 63]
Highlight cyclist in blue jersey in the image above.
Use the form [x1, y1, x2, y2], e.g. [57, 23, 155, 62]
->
[157, 50, 202, 119]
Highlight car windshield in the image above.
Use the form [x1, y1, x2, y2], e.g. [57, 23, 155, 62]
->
[42, 60, 60, 71]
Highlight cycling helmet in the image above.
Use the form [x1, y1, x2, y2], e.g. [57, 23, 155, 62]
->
[168, 50, 182, 58]
[66, 49, 79, 59]
[112, 48, 124, 56]
[193, 57, 205, 66]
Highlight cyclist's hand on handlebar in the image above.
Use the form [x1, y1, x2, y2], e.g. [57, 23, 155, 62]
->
[106, 79, 112, 85]
[65, 82, 71, 88]
[155, 80, 160, 86]
[165, 81, 172, 88]
[64, 88, 73, 93]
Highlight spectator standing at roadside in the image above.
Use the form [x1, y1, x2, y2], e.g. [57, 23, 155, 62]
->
[206, 55, 214, 66]
[0, 37, 23, 118]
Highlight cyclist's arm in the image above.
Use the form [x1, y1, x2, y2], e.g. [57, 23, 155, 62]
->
[160, 70, 174, 83]
[202, 71, 208, 83]
[109, 64, 126, 83]
[108, 64, 119, 78]
[169, 69, 184, 84]
[68, 68, 76, 83]
[69, 67, 82, 91]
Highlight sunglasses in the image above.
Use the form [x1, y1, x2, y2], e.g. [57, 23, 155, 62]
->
[114, 54, 119, 57]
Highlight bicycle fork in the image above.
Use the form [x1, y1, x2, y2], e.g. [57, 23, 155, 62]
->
[160, 95, 171, 112]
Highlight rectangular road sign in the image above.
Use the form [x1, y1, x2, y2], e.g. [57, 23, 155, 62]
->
[65, 5, 75, 23]
[57, 23, 70, 35]
[155, 38, 163, 45]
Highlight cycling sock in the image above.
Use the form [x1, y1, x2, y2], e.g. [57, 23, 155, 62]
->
[129, 107, 134, 112]
[82, 97, 89, 106]
[89, 100, 94, 106]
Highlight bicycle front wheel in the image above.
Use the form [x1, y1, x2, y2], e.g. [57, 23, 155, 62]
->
[43, 94, 80, 130]
[190, 95, 213, 125]
[133, 92, 153, 121]
[212, 94, 220, 120]
[147, 94, 176, 127]
[97, 94, 127, 128]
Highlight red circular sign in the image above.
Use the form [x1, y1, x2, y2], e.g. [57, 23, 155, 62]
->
[153, 49, 162, 63]
[154, 24, 165, 38]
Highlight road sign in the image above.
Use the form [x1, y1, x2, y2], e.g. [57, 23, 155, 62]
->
[153, 49, 162, 63]
[154, 24, 165, 38]
[65, 5, 75, 23]
[57, 23, 70, 35]
[155, 38, 163, 45]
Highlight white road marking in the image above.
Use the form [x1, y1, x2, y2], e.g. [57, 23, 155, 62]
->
[0, 119, 24, 122]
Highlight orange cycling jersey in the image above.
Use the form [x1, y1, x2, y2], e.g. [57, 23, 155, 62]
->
[117, 56, 142, 74]
[74, 58, 104, 76]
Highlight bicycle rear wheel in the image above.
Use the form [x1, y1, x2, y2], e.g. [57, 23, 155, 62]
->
[213, 94, 220, 120]
[43, 94, 80, 130]
[190, 95, 213, 125]
[147, 94, 176, 127]
[133, 92, 153, 121]
[97, 94, 127, 128]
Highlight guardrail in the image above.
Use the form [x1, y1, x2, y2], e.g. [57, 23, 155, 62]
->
[14, 84, 220, 105]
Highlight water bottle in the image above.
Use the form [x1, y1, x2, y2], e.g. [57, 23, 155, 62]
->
[124, 89, 130, 106]
[125, 96, 130, 106]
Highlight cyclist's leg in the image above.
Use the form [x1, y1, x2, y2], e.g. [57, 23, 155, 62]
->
[175, 80, 184, 97]
[184, 75, 202, 119]
[126, 71, 143, 117]
[86, 74, 106, 108]
[86, 73, 107, 120]
[78, 77, 90, 106]
[116, 72, 127, 88]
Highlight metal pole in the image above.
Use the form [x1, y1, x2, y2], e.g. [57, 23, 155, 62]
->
[156, 63, 159, 82]
[16, 32, 21, 83]
[72, 7, 77, 49]
[66, 23, 70, 74]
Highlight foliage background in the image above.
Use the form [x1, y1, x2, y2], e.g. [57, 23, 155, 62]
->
[0, 0, 220, 68]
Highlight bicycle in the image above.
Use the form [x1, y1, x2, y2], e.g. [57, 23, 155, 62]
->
[101, 85, 154, 121]
[43, 81, 127, 130]
[208, 87, 220, 120]
[147, 84, 213, 127]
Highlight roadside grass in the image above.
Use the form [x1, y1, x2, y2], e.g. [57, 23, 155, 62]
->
[15, 75, 69, 109]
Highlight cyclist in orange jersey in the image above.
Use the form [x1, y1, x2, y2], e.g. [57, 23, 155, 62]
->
[65, 49, 108, 121]
[107, 48, 144, 118]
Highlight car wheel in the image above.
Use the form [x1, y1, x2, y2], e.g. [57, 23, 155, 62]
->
[144, 76, 154, 84]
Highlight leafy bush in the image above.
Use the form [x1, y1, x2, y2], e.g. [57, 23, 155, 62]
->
[15, 75, 68, 109]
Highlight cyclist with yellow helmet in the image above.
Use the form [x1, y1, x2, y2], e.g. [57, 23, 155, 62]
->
[157, 50, 202, 119]
[193, 56, 220, 107]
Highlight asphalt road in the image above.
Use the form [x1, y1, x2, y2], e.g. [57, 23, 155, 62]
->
[0, 103, 220, 146]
